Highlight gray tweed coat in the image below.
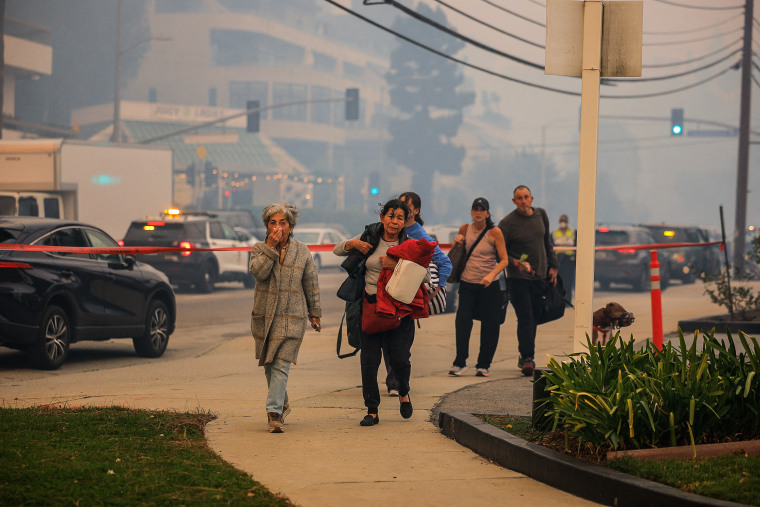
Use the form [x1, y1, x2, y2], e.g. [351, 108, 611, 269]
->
[249, 239, 321, 366]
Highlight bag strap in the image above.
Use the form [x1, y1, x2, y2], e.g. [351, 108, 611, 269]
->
[336, 311, 359, 359]
[465, 225, 491, 262]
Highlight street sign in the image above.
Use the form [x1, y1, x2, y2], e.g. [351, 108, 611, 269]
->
[687, 129, 738, 137]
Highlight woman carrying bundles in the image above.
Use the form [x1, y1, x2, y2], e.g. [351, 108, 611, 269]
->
[333, 198, 429, 426]
[448, 197, 510, 378]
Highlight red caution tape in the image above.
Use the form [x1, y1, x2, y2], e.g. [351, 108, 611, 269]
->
[0, 240, 725, 257]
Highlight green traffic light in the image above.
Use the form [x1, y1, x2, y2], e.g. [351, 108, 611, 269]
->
[672, 125, 682, 135]
[370, 187, 379, 196]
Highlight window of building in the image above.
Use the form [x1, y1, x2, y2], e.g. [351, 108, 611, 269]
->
[312, 51, 336, 73]
[209, 87, 217, 106]
[210, 29, 305, 67]
[310, 86, 332, 125]
[343, 62, 365, 81]
[230, 81, 269, 119]
[156, 0, 204, 12]
[272, 83, 307, 121]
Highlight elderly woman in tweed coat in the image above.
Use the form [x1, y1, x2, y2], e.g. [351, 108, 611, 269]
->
[249, 202, 321, 433]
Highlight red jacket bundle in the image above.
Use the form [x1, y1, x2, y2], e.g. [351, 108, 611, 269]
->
[376, 238, 437, 320]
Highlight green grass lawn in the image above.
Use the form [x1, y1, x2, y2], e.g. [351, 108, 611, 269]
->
[0, 406, 293, 506]
[483, 414, 760, 506]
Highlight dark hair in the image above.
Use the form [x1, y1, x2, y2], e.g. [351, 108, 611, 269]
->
[513, 185, 531, 197]
[485, 215, 495, 229]
[399, 191, 424, 226]
[379, 198, 410, 221]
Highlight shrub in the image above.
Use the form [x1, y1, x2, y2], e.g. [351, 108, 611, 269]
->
[538, 330, 759, 453]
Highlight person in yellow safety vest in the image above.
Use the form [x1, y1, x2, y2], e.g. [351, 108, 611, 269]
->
[553, 214, 576, 302]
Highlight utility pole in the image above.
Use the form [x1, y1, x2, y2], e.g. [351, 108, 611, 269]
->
[733, 0, 754, 271]
[110, 0, 123, 143]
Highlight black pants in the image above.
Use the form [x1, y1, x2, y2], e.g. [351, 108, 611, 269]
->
[360, 316, 415, 414]
[507, 278, 538, 359]
[453, 281, 502, 369]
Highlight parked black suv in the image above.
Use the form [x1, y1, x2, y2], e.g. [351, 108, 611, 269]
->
[0, 217, 176, 369]
[640, 224, 721, 283]
[121, 211, 256, 292]
[595, 225, 670, 292]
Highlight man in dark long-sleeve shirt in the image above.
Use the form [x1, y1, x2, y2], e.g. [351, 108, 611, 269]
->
[498, 185, 558, 376]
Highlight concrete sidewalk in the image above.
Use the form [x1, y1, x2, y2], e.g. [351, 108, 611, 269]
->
[204, 284, 718, 507]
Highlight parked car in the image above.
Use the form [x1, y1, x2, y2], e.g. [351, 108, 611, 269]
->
[0, 217, 176, 369]
[640, 224, 722, 283]
[595, 224, 670, 292]
[120, 210, 256, 292]
[208, 209, 266, 241]
[292, 226, 347, 271]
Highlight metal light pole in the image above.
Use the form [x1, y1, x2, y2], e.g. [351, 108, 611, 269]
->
[110, 0, 123, 143]
[110, 0, 170, 143]
[733, 0, 754, 271]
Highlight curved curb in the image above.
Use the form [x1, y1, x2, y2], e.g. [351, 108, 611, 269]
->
[438, 412, 748, 507]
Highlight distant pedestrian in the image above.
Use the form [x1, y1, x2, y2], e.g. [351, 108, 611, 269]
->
[333, 198, 430, 426]
[249, 202, 322, 433]
[553, 214, 576, 302]
[379, 191, 452, 396]
[498, 186, 558, 377]
[448, 197, 510, 378]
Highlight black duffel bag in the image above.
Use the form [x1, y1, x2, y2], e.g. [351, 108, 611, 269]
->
[531, 274, 572, 325]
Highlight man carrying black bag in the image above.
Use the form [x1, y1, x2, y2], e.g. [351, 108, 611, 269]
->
[498, 185, 559, 377]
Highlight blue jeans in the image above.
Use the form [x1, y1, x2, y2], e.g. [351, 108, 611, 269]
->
[264, 358, 291, 414]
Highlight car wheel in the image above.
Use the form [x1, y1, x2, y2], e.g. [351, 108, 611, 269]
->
[313, 254, 322, 272]
[133, 300, 170, 358]
[31, 305, 70, 370]
[243, 273, 256, 289]
[195, 263, 215, 293]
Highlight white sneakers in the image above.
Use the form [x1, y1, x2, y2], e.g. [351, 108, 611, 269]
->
[448, 365, 468, 376]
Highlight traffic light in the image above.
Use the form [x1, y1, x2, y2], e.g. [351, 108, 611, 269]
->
[345, 88, 359, 121]
[368, 170, 380, 196]
[185, 163, 195, 186]
[246, 100, 260, 133]
[204, 161, 218, 186]
[671, 108, 684, 136]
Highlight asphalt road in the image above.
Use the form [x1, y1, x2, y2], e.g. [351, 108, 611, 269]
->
[0, 271, 720, 377]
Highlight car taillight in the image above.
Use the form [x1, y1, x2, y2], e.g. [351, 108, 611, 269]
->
[0, 261, 33, 269]
[617, 248, 636, 254]
[117, 240, 125, 246]
[180, 241, 193, 257]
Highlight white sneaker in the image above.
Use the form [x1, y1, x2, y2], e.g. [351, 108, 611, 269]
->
[476, 368, 489, 377]
[448, 365, 468, 376]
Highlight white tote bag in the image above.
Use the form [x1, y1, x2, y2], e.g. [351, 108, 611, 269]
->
[386, 259, 428, 304]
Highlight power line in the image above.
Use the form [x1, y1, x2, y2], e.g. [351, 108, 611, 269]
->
[386, 0, 544, 70]
[607, 49, 742, 82]
[479, 0, 545, 28]
[645, 13, 743, 35]
[602, 62, 740, 99]
[642, 26, 743, 46]
[326, 0, 738, 100]
[323, 0, 580, 96]
[643, 38, 742, 68]
[653, 0, 744, 11]
[520, 0, 545, 8]
[432, 0, 544, 49]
